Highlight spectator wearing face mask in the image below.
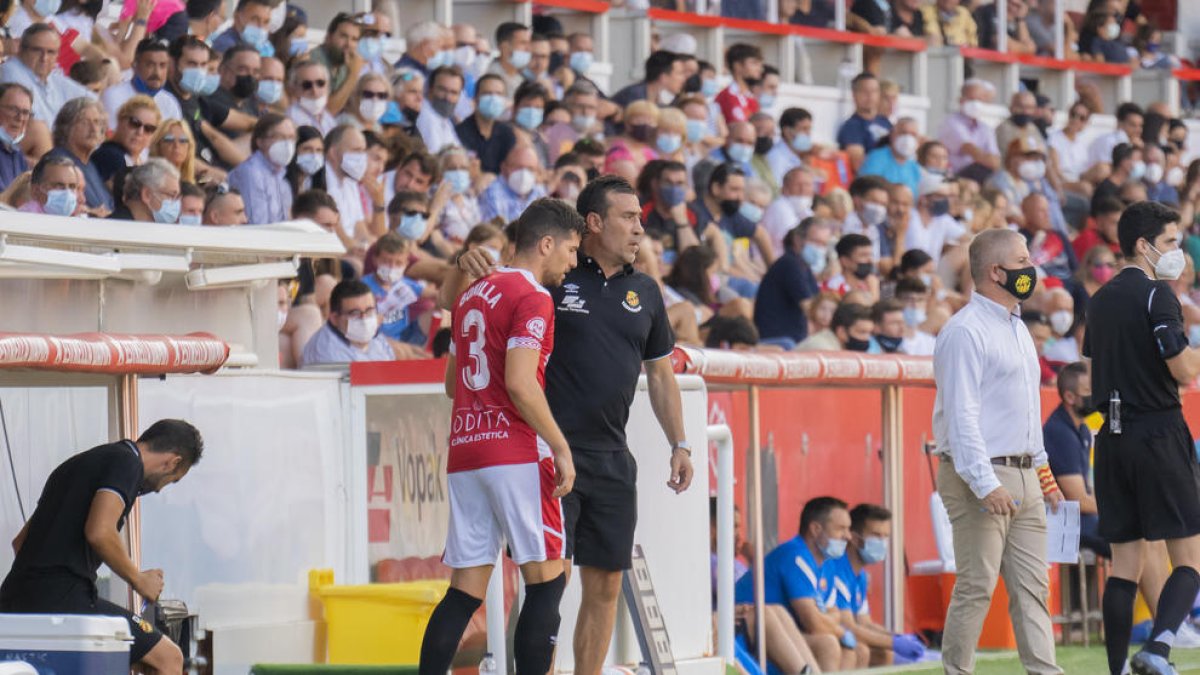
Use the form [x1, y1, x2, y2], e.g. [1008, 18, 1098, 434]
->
[1039, 287, 1079, 364]
[905, 174, 965, 265]
[487, 22, 532, 96]
[322, 124, 371, 242]
[606, 100, 661, 176]
[211, 0, 271, 53]
[479, 143, 545, 223]
[612, 50, 687, 110]
[285, 125, 325, 196]
[430, 145, 481, 250]
[755, 218, 833, 350]
[1020, 192, 1076, 284]
[415, 66, 464, 153]
[208, 44, 261, 118]
[823, 234, 880, 303]
[763, 167, 817, 257]
[798, 301, 875, 352]
[917, 140, 950, 180]
[841, 175, 890, 263]
[396, 20, 443, 78]
[1081, 6, 1136, 65]
[995, 91, 1047, 168]
[715, 43, 764, 124]
[176, 181, 204, 225]
[873, 300, 907, 354]
[287, 59, 337, 135]
[974, 0, 1037, 54]
[510, 81, 550, 167]
[47, 96, 112, 215]
[355, 11, 393, 78]
[1040, 361, 1107, 557]
[308, 13, 363, 116]
[894, 277, 938, 355]
[859, 117, 922, 196]
[451, 77, 515, 176]
[990, 134, 1066, 233]
[300, 278, 395, 367]
[689, 163, 775, 273]
[641, 160, 722, 263]
[937, 80, 999, 182]
[1143, 143, 1179, 206]
[19, 154, 82, 216]
[227, 113, 296, 225]
[0, 83, 33, 193]
[112, 157, 181, 223]
[708, 120, 756, 177]
[363, 232, 430, 346]
[336, 73, 391, 133]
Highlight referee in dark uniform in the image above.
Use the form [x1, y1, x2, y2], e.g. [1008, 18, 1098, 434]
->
[1084, 200, 1200, 675]
[454, 178, 694, 674]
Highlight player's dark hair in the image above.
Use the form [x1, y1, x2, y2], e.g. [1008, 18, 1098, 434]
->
[514, 198, 586, 252]
[495, 22, 528, 46]
[831, 302, 871, 332]
[644, 50, 680, 83]
[871, 299, 903, 325]
[707, 162, 745, 196]
[1092, 196, 1124, 218]
[576, 174, 637, 222]
[724, 43, 762, 71]
[779, 107, 812, 130]
[800, 496, 848, 537]
[849, 174, 889, 199]
[1115, 101, 1143, 123]
[138, 419, 204, 466]
[1118, 200, 1181, 257]
[330, 278, 374, 313]
[849, 503, 891, 534]
[1057, 361, 1089, 400]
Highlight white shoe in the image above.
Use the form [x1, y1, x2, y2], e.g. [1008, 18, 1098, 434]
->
[1173, 622, 1200, 649]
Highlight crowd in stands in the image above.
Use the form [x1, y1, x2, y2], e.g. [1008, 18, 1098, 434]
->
[0, 0, 1197, 380]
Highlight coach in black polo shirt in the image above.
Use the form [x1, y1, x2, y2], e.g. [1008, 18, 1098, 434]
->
[454, 178, 693, 674]
[1084, 200, 1200, 675]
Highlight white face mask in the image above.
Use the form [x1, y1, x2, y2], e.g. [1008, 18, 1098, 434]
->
[267, 139, 296, 167]
[1147, 244, 1187, 281]
[299, 95, 328, 115]
[1018, 159, 1046, 182]
[345, 314, 379, 343]
[277, 308, 289, 330]
[1050, 309, 1073, 336]
[1168, 166, 1186, 187]
[376, 265, 406, 285]
[1145, 162, 1165, 185]
[359, 98, 388, 122]
[961, 99, 984, 120]
[507, 168, 537, 196]
[789, 195, 814, 214]
[341, 151, 369, 181]
[893, 133, 919, 159]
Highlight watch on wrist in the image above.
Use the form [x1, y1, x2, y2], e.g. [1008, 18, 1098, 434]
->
[672, 440, 691, 456]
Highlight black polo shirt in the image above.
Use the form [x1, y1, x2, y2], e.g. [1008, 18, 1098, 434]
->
[455, 115, 517, 175]
[546, 255, 675, 452]
[1, 441, 142, 594]
[1083, 267, 1185, 414]
[166, 80, 230, 168]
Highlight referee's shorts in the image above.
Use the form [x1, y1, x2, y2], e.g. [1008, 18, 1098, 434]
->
[1095, 407, 1200, 543]
[562, 448, 638, 571]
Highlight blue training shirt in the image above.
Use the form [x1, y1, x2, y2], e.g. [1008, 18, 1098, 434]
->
[734, 536, 838, 610]
[826, 554, 871, 617]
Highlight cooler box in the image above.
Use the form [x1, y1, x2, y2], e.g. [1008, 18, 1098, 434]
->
[311, 572, 448, 665]
[0, 614, 132, 674]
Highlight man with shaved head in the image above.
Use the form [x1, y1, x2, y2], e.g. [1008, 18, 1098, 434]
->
[933, 227, 1064, 675]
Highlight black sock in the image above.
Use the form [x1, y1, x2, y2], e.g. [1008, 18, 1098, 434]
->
[514, 573, 566, 675]
[1145, 566, 1200, 658]
[419, 586, 482, 675]
[1104, 576, 1138, 675]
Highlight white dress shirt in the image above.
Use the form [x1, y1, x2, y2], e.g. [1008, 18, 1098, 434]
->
[416, 102, 461, 154]
[286, 103, 337, 136]
[101, 81, 183, 129]
[1047, 128, 1092, 182]
[933, 292, 1048, 499]
[762, 194, 811, 256]
[326, 168, 367, 237]
[904, 210, 966, 265]
[1087, 129, 1129, 168]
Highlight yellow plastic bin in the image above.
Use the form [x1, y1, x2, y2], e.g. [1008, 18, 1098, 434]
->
[310, 570, 449, 665]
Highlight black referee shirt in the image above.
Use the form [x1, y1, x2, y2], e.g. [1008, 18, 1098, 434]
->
[1083, 267, 1184, 414]
[547, 255, 675, 452]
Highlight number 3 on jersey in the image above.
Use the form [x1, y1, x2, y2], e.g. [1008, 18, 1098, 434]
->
[461, 308, 489, 391]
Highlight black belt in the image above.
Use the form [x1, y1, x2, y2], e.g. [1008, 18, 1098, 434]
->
[991, 455, 1033, 469]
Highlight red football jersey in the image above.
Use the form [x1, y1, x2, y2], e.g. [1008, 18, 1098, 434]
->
[448, 268, 555, 473]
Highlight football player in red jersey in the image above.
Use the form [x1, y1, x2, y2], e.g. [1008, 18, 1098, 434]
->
[420, 197, 586, 675]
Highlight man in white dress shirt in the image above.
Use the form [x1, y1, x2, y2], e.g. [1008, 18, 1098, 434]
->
[416, 66, 463, 154]
[932, 228, 1064, 675]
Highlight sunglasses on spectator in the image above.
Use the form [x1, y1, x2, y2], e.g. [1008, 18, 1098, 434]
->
[361, 91, 389, 100]
[301, 79, 327, 90]
[161, 135, 189, 144]
[127, 118, 158, 133]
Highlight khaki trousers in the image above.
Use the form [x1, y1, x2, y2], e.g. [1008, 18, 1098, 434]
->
[937, 461, 1062, 675]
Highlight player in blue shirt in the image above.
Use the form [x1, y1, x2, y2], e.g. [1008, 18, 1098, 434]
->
[826, 504, 928, 667]
[734, 496, 867, 672]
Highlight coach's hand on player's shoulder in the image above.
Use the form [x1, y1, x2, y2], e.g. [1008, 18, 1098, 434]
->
[458, 247, 499, 279]
[135, 568, 165, 603]
[667, 448, 693, 494]
[553, 448, 576, 498]
[980, 486, 1018, 516]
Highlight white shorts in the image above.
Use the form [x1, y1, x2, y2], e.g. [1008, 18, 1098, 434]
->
[443, 457, 565, 568]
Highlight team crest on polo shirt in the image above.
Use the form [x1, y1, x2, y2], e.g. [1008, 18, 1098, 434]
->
[622, 290, 642, 313]
[526, 318, 546, 340]
[133, 615, 153, 633]
[1014, 273, 1033, 296]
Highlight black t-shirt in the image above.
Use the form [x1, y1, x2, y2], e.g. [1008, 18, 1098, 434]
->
[850, 0, 890, 27]
[2, 441, 143, 591]
[754, 250, 819, 342]
[1083, 267, 1185, 414]
[1091, 179, 1121, 213]
[455, 115, 517, 175]
[167, 80, 231, 168]
[546, 256, 675, 452]
[89, 141, 130, 185]
[208, 87, 258, 119]
[790, 0, 835, 27]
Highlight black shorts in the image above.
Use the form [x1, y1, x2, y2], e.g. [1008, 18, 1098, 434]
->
[1095, 409, 1200, 544]
[0, 575, 164, 663]
[562, 448, 638, 570]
